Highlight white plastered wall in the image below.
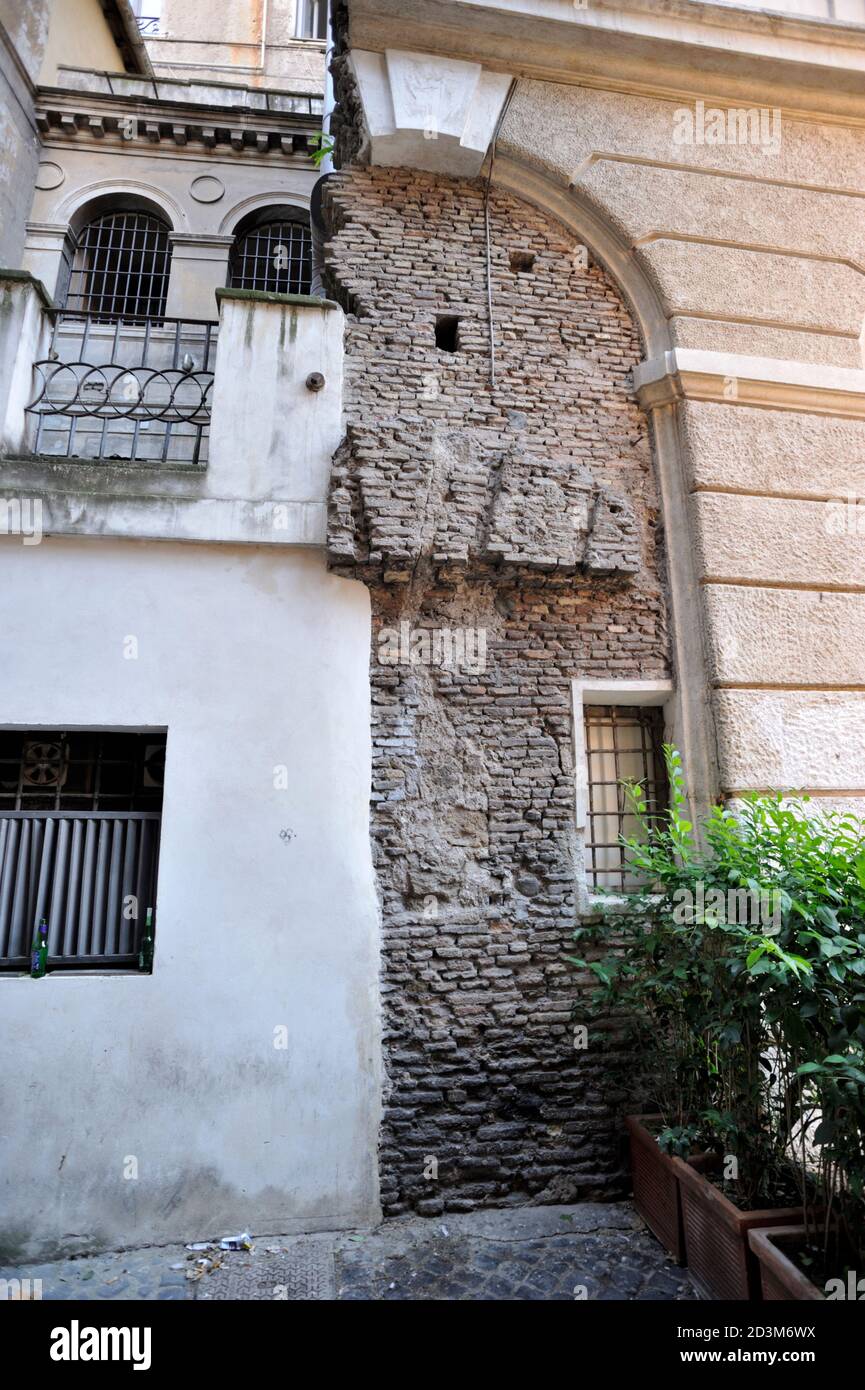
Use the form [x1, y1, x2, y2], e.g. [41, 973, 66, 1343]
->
[0, 535, 382, 1260]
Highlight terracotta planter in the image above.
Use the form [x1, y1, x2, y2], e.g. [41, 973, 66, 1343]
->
[748, 1227, 825, 1301]
[625, 1114, 709, 1265]
[674, 1157, 803, 1301]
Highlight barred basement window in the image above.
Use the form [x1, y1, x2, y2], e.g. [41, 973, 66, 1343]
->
[583, 704, 668, 892]
[295, 0, 328, 40]
[0, 731, 165, 972]
[65, 212, 172, 321]
[229, 213, 312, 296]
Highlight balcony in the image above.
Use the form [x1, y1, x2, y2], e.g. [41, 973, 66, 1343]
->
[0, 272, 345, 549]
[27, 310, 216, 467]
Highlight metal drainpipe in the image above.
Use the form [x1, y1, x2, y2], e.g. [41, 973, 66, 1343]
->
[260, 0, 269, 73]
[310, 1, 334, 298]
[321, 1, 335, 177]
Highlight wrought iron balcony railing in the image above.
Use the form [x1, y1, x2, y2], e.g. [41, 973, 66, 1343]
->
[0, 811, 161, 971]
[26, 311, 217, 467]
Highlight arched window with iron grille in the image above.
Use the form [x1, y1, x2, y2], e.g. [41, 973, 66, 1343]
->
[228, 209, 312, 297]
[65, 210, 172, 321]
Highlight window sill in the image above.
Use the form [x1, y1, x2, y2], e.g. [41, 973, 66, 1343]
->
[0, 970, 151, 979]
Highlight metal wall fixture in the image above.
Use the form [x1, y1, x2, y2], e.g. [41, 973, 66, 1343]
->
[0, 812, 161, 969]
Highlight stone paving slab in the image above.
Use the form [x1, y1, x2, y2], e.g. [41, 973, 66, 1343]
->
[197, 1237, 336, 1301]
[0, 1203, 695, 1302]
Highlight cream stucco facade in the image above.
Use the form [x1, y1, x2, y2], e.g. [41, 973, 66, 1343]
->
[39, 0, 131, 83]
[147, 0, 327, 94]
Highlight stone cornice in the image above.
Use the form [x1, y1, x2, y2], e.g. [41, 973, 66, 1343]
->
[346, 0, 865, 122]
[169, 233, 235, 247]
[104, 0, 154, 77]
[634, 348, 865, 418]
[35, 88, 320, 159]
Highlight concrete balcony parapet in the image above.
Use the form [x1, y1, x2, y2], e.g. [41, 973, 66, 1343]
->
[0, 281, 344, 550]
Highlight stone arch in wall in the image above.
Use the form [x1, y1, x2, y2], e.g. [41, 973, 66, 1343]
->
[490, 156, 719, 823]
[218, 191, 310, 236]
[61, 189, 177, 243]
[49, 185, 182, 311]
[52, 181, 185, 241]
[226, 204, 314, 297]
[323, 164, 717, 1214]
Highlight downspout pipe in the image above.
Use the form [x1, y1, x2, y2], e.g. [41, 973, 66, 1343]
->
[310, 0, 334, 298]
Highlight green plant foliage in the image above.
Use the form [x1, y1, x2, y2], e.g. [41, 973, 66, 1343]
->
[309, 133, 335, 168]
[570, 745, 865, 1270]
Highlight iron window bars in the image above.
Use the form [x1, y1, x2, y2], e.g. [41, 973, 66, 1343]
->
[0, 733, 165, 971]
[229, 217, 312, 297]
[583, 704, 669, 891]
[66, 211, 172, 322]
[27, 311, 216, 465]
[0, 731, 165, 814]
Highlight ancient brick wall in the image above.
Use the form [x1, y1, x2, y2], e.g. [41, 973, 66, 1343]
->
[323, 166, 671, 1214]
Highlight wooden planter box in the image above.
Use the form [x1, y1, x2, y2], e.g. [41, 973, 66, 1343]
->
[748, 1227, 826, 1301]
[625, 1114, 709, 1266]
[674, 1157, 803, 1301]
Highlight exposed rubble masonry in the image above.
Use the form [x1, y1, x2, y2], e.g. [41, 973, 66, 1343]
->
[323, 166, 671, 1215]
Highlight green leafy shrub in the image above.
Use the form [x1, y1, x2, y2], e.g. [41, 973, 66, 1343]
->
[571, 746, 865, 1265]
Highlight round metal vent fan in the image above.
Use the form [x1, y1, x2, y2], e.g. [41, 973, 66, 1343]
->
[22, 739, 68, 788]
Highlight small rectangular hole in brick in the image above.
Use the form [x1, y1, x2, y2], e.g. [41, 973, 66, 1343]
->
[509, 251, 536, 273]
[435, 315, 460, 352]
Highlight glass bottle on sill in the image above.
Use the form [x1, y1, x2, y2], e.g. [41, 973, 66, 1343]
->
[30, 918, 48, 978]
[138, 907, 154, 973]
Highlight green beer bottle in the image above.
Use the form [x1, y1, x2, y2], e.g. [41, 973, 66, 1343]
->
[138, 906, 154, 973]
[30, 917, 48, 978]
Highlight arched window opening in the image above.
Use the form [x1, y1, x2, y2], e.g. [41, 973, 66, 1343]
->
[229, 210, 312, 297]
[65, 211, 172, 321]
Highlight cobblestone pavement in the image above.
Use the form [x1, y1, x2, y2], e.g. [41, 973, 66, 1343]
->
[333, 1205, 695, 1302]
[0, 1243, 193, 1301]
[0, 1204, 695, 1302]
